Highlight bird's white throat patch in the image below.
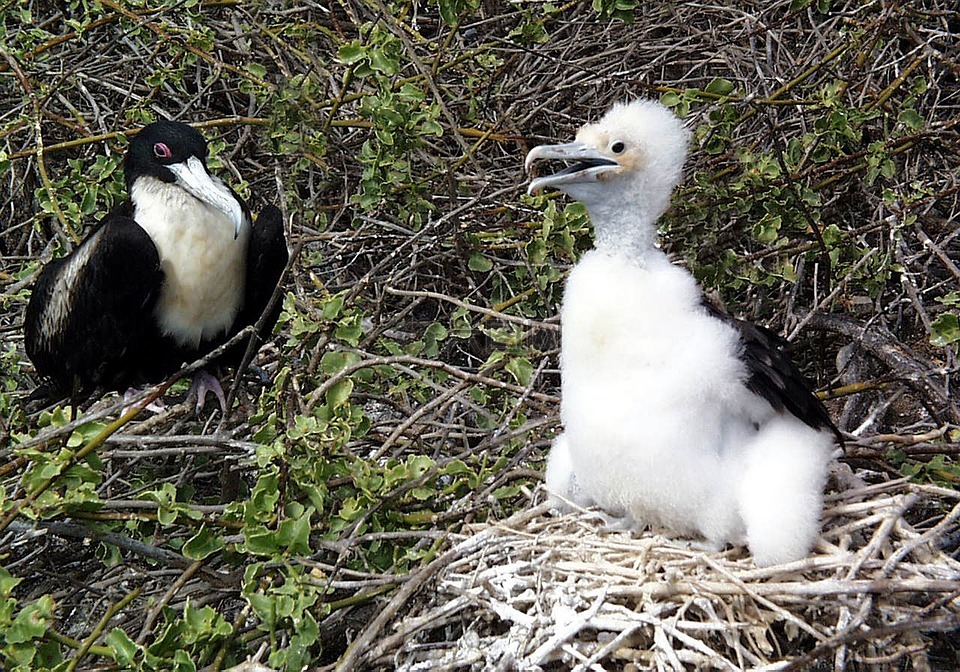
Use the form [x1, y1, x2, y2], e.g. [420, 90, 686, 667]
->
[131, 177, 250, 347]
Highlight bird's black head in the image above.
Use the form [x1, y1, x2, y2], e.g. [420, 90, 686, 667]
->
[124, 119, 248, 239]
[125, 120, 209, 189]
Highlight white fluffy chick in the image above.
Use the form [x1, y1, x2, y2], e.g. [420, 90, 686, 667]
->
[526, 99, 839, 567]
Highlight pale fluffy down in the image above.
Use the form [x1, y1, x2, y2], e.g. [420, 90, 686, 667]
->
[547, 250, 834, 567]
[737, 418, 834, 566]
[535, 99, 836, 567]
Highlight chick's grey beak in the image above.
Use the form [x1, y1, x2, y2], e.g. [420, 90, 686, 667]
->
[168, 156, 246, 238]
[525, 141, 620, 195]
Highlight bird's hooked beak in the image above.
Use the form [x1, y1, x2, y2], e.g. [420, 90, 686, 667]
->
[167, 156, 246, 238]
[525, 141, 620, 196]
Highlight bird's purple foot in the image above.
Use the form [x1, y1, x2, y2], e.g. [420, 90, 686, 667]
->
[189, 370, 228, 413]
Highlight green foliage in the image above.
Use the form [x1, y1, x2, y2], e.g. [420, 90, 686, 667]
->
[590, 0, 639, 22]
[2, 0, 958, 668]
[339, 23, 452, 225]
[8, 409, 105, 520]
[930, 313, 960, 347]
[478, 197, 591, 318]
[435, 0, 481, 26]
[930, 293, 960, 347]
[0, 568, 60, 671]
[891, 451, 960, 488]
[657, 67, 926, 317]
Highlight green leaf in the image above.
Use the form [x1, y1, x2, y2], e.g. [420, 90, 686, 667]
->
[493, 484, 521, 499]
[157, 505, 178, 526]
[183, 524, 225, 560]
[245, 591, 275, 626]
[468, 252, 493, 272]
[442, 459, 473, 477]
[753, 214, 781, 245]
[171, 648, 198, 672]
[0, 566, 22, 595]
[423, 322, 448, 357]
[337, 42, 366, 64]
[66, 421, 107, 448]
[182, 602, 232, 640]
[425, 322, 448, 342]
[931, 313, 960, 346]
[80, 187, 98, 215]
[505, 356, 534, 386]
[407, 454, 435, 477]
[335, 321, 364, 345]
[368, 48, 398, 75]
[408, 486, 434, 501]
[7, 595, 54, 644]
[451, 305, 472, 339]
[277, 508, 313, 555]
[245, 526, 281, 556]
[421, 119, 443, 136]
[936, 291, 960, 308]
[320, 350, 360, 375]
[322, 294, 345, 319]
[105, 627, 140, 665]
[438, 0, 459, 25]
[250, 471, 281, 515]
[483, 350, 506, 368]
[325, 378, 354, 408]
[898, 108, 924, 131]
[705, 78, 735, 96]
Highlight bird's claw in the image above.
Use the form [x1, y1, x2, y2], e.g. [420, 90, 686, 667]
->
[189, 370, 228, 413]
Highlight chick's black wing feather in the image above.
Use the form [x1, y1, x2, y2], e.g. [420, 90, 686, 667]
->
[701, 301, 841, 440]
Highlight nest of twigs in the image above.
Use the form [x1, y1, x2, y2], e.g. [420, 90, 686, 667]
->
[348, 479, 960, 671]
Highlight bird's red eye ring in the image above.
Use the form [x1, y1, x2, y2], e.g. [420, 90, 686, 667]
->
[153, 142, 172, 159]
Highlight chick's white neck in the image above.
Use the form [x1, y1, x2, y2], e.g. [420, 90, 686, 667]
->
[575, 166, 678, 260]
[584, 201, 662, 261]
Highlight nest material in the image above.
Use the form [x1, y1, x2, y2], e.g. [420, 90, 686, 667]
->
[360, 480, 960, 671]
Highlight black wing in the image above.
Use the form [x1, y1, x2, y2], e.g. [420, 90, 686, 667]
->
[24, 215, 163, 397]
[235, 203, 288, 339]
[702, 301, 841, 440]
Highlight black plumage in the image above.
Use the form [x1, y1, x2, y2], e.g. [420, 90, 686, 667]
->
[24, 121, 288, 401]
[25, 216, 163, 394]
[702, 301, 840, 439]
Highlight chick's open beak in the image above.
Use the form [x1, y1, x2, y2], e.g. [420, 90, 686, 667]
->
[525, 142, 620, 195]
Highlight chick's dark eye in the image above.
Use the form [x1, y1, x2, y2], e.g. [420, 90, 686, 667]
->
[611, 141, 625, 154]
[153, 142, 172, 160]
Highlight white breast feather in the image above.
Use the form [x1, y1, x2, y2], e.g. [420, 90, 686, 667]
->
[131, 177, 250, 348]
[557, 251, 743, 539]
[538, 100, 834, 566]
[549, 249, 834, 564]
